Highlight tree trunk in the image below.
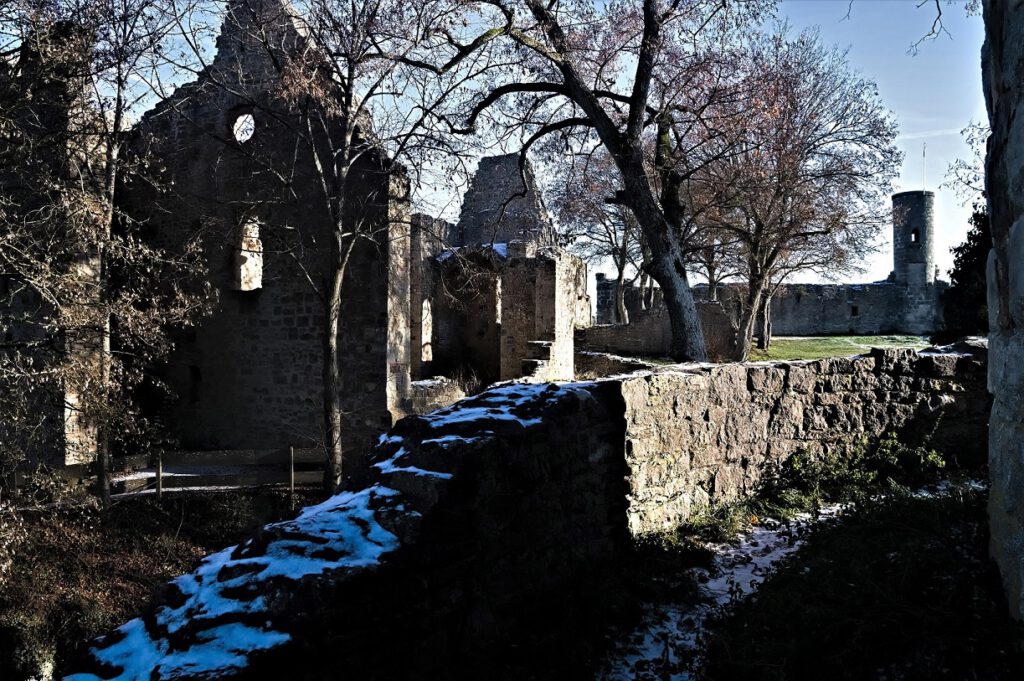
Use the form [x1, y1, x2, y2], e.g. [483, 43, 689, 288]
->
[756, 293, 772, 350]
[708, 273, 719, 302]
[95, 315, 111, 508]
[650, 249, 708, 362]
[614, 267, 629, 324]
[322, 244, 345, 493]
[638, 272, 650, 311]
[737, 275, 767, 361]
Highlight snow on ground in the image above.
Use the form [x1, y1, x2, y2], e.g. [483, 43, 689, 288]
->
[599, 505, 844, 681]
[65, 485, 404, 681]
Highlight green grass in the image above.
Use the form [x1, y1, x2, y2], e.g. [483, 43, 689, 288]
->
[749, 334, 930, 361]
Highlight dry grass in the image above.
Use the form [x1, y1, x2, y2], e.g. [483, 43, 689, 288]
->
[0, 488, 321, 679]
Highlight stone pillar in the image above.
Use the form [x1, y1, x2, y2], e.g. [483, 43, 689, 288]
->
[983, 0, 1024, 620]
[385, 172, 412, 423]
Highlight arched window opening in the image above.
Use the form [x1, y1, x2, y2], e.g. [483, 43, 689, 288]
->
[851, 305, 860, 317]
[233, 220, 263, 291]
[231, 112, 255, 143]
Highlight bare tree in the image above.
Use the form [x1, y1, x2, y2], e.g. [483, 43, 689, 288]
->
[944, 120, 988, 201]
[706, 27, 900, 359]
[551, 150, 643, 324]
[183, 0, 501, 490]
[0, 0, 211, 503]
[454, 0, 772, 361]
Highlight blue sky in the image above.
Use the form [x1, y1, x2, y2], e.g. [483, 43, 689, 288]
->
[778, 0, 986, 282]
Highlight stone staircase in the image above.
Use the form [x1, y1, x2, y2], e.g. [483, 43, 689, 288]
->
[521, 339, 553, 378]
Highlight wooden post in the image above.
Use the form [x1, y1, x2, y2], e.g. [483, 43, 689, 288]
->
[156, 450, 163, 501]
[289, 446, 295, 498]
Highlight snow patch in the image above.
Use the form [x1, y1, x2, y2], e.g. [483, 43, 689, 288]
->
[67, 485, 402, 681]
[601, 505, 843, 681]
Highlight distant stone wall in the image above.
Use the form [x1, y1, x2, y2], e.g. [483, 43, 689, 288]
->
[618, 344, 989, 534]
[757, 283, 907, 335]
[576, 302, 738, 362]
[983, 0, 1024, 620]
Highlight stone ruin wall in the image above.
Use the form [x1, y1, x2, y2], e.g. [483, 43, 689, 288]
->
[412, 154, 590, 389]
[748, 283, 912, 336]
[455, 154, 557, 248]
[619, 345, 989, 534]
[70, 344, 990, 678]
[577, 302, 740, 362]
[983, 0, 1024, 621]
[122, 0, 411, 457]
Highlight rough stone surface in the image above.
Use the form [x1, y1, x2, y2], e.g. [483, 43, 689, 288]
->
[617, 343, 989, 534]
[415, 155, 590, 386]
[121, 0, 411, 457]
[404, 377, 466, 415]
[455, 154, 557, 248]
[70, 381, 629, 680]
[983, 0, 1024, 620]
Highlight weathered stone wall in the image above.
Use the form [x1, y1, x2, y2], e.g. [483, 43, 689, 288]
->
[576, 302, 738, 362]
[455, 154, 557, 248]
[409, 214, 454, 379]
[983, 0, 1024, 620]
[596, 188, 947, 337]
[404, 377, 466, 415]
[756, 282, 909, 336]
[432, 250, 583, 385]
[71, 382, 630, 680]
[122, 0, 411, 456]
[430, 258, 503, 384]
[619, 344, 989, 534]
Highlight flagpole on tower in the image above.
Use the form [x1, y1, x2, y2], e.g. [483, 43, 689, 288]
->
[923, 142, 927, 190]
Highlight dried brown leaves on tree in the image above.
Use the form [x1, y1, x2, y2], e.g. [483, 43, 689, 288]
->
[704, 27, 900, 358]
[455, 0, 774, 361]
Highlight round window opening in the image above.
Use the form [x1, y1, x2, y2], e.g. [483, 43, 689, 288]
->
[232, 113, 255, 143]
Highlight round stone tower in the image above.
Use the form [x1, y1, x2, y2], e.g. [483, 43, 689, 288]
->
[892, 190, 936, 287]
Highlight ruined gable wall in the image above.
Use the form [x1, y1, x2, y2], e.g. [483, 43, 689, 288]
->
[455, 154, 556, 248]
[123, 1, 410, 456]
[983, 0, 1024, 620]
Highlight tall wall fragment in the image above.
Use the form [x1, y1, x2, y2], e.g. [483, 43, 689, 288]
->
[983, 0, 1024, 621]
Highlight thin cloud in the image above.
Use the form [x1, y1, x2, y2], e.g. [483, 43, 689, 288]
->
[898, 128, 963, 141]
